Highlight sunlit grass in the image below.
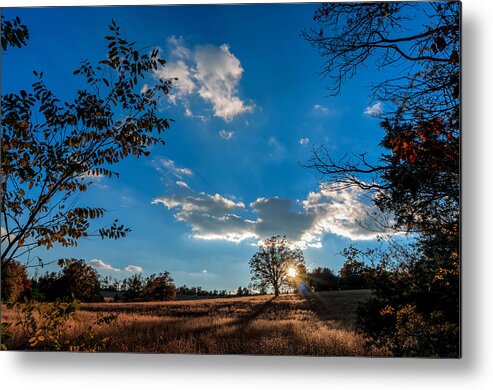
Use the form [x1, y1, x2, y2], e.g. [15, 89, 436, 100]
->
[2, 290, 388, 355]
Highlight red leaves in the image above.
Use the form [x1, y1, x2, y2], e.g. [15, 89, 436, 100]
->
[386, 118, 458, 168]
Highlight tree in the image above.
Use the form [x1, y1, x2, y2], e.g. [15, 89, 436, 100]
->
[338, 247, 369, 290]
[303, 2, 460, 235]
[57, 260, 102, 302]
[302, 2, 459, 120]
[121, 273, 144, 302]
[306, 267, 339, 292]
[249, 236, 306, 297]
[303, 2, 460, 356]
[34, 259, 102, 302]
[1, 18, 173, 268]
[1, 259, 31, 302]
[36, 271, 61, 301]
[141, 272, 176, 301]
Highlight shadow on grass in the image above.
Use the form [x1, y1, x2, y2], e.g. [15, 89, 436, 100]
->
[301, 289, 371, 327]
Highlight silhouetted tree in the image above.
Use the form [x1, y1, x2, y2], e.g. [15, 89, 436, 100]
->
[36, 272, 61, 301]
[249, 236, 306, 297]
[338, 247, 369, 290]
[121, 273, 144, 302]
[57, 260, 102, 302]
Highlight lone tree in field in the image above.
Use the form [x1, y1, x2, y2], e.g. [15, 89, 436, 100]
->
[1, 18, 174, 268]
[249, 236, 305, 298]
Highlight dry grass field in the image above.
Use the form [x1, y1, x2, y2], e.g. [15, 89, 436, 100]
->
[2, 290, 388, 356]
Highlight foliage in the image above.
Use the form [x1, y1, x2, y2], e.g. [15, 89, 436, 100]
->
[141, 272, 176, 301]
[1, 16, 29, 52]
[58, 259, 103, 302]
[3, 298, 116, 351]
[1, 18, 173, 267]
[306, 267, 339, 291]
[304, 2, 460, 357]
[339, 244, 460, 357]
[338, 247, 370, 290]
[1, 259, 31, 302]
[249, 236, 306, 297]
[34, 260, 102, 302]
[121, 273, 144, 301]
[176, 285, 228, 297]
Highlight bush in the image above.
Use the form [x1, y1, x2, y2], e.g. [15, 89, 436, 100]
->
[354, 245, 460, 357]
[3, 298, 116, 351]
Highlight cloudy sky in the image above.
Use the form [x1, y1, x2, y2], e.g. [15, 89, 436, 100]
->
[3, 4, 400, 290]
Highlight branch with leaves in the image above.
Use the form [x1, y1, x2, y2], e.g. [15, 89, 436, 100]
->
[1, 19, 174, 265]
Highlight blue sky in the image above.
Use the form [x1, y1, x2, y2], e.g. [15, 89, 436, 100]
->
[3, 4, 401, 290]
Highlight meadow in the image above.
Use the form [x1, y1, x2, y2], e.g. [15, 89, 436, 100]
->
[2, 290, 388, 356]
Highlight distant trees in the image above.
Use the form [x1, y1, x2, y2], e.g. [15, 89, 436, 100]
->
[338, 247, 370, 290]
[121, 273, 144, 302]
[35, 260, 102, 302]
[236, 286, 251, 296]
[249, 236, 306, 297]
[306, 267, 339, 292]
[1, 17, 173, 269]
[58, 259, 102, 302]
[112, 272, 176, 302]
[141, 272, 176, 301]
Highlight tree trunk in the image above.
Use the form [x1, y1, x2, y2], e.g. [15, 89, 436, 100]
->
[274, 284, 280, 298]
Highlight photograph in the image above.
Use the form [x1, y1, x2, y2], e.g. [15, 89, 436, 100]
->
[1, 1, 460, 358]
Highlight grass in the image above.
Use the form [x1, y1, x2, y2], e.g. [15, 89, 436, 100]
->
[2, 290, 388, 356]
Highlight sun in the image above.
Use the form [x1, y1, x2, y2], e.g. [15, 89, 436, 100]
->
[287, 267, 297, 278]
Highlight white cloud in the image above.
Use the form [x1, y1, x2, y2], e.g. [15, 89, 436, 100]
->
[218, 129, 235, 140]
[125, 265, 143, 273]
[152, 183, 394, 248]
[140, 83, 150, 95]
[299, 137, 310, 145]
[313, 104, 331, 115]
[152, 192, 255, 243]
[201, 269, 208, 273]
[176, 180, 191, 189]
[194, 44, 253, 121]
[89, 259, 121, 272]
[364, 102, 384, 117]
[162, 60, 196, 105]
[79, 171, 104, 181]
[153, 157, 193, 179]
[167, 36, 191, 59]
[152, 192, 245, 216]
[154, 37, 253, 122]
[268, 137, 286, 159]
[1, 226, 14, 244]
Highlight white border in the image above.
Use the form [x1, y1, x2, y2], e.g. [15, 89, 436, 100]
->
[2, 1, 492, 389]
